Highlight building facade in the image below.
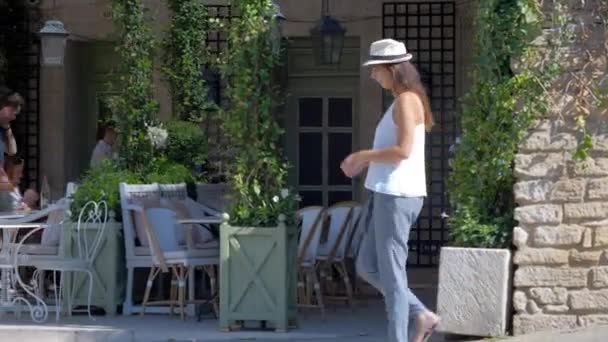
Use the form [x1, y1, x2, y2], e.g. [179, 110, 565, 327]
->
[34, 0, 475, 268]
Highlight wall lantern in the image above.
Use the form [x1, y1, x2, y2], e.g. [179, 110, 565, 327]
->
[270, 0, 286, 55]
[39, 19, 69, 67]
[311, 0, 346, 65]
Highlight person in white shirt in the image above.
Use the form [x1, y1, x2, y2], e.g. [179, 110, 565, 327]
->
[340, 39, 439, 342]
[5, 157, 38, 211]
[90, 125, 116, 167]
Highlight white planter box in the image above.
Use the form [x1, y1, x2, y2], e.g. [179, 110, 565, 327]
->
[436, 247, 512, 337]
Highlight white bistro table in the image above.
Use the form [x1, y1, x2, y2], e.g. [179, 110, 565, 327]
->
[0, 210, 49, 322]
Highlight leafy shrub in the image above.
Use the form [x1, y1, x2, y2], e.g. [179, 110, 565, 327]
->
[220, 0, 297, 227]
[70, 160, 139, 221]
[447, 0, 557, 248]
[165, 120, 207, 178]
[142, 157, 193, 184]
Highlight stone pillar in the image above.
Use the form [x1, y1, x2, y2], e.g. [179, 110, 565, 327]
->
[39, 65, 67, 200]
[40, 40, 92, 199]
[512, 0, 608, 335]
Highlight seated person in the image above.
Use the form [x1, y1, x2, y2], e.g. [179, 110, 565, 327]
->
[5, 156, 39, 211]
[0, 87, 21, 197]
[90, 125, 116, 167]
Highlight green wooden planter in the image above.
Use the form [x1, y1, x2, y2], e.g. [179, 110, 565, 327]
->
[62, 220, 126, 315]
[219, 216, 297, 332]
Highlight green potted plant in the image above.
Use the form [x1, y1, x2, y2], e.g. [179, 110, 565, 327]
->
[65, 160, 140, 315]
[216, 0, 298, 332]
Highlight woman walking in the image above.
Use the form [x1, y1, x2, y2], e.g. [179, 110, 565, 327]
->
[340, 39, 440, 342]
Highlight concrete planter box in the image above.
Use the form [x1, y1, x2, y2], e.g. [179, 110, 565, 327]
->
[437, 247, 512, 337]
[62, 220, 125, 315]
[219, 219, 297, 332]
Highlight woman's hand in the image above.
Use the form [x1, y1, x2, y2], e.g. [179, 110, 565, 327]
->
[23, 189, 39, 208]
[341, 152, 368, 178]
[16, 202, 30, 212]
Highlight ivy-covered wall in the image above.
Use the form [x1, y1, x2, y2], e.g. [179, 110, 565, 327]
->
[512, 0, 608, 335]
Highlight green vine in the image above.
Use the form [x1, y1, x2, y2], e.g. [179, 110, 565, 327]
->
[109, 0, 159, 170]
[220, 0, 298, 227]
[572, 0, 608, 161]
[448, 0, 561, 248]
[163, 0, 217, 122]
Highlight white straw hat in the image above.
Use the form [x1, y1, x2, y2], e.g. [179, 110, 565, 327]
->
[362, 39, 413, 66]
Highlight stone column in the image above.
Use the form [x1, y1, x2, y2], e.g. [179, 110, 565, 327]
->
[512, 0, 608, 335]
[39, 65, 67, 200]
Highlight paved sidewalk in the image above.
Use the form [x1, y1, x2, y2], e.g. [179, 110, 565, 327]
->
[480, 325, 608, 342]
[1, 300, 443, 342]
[2, 298, 607, 341]
[3, 273, 605, 342]
[0, 288, 443, 342]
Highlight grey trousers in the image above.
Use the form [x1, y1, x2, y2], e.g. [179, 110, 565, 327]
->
[356, 192, 427, 342]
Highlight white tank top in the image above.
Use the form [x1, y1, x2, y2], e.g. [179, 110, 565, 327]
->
[364, 102, 427, 197]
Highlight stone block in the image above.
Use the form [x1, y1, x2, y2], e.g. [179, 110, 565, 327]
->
[519, 131, 577, 151]
[533, 225, 584, 246]
[515, 205, 563, 225]
[513, 314, 578, 336]
[578, 315, 608, 327]
[514, 267, 588, 287]
[601, 251, 608, 265]
[437, 247, 511, 337]
[594, 135, 608, 152]
[514, 180, 553, 204]
[569, 289, 608, 310]
[529, 119, 552, 132]
[515, 153, 565, 179]
[595, 227, 608, 247]
[529, 287, 568, 305]
[588, 178, 608, 200]
[590, 267, 608, 288]
[570, 250, 603, 265]
[550, 179, 585, 202]
[565, 202, 608, 220]
[513, 291, 527, 313]
[526, 300, 542, 314]
[570, 157, 608, 177]
[583, 228, 594, 248]
[514, 248, 569, 265]
[513, 227, 529, 248]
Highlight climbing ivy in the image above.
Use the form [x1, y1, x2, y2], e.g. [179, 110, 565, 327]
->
[163, 0, 217, 122]
[447, 0, 562, 248]
[109, 0, 160, 169]
[571, 0, 608, 160]
[219, 0, 299, 227]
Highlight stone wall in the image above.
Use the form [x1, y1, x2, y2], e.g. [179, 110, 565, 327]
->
[512, 0, 608, 335]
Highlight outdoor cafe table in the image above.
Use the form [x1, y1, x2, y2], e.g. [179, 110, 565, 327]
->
[0, 210, 49, 322]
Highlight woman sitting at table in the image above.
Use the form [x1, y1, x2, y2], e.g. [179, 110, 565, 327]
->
[4, 156, 38, 211]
